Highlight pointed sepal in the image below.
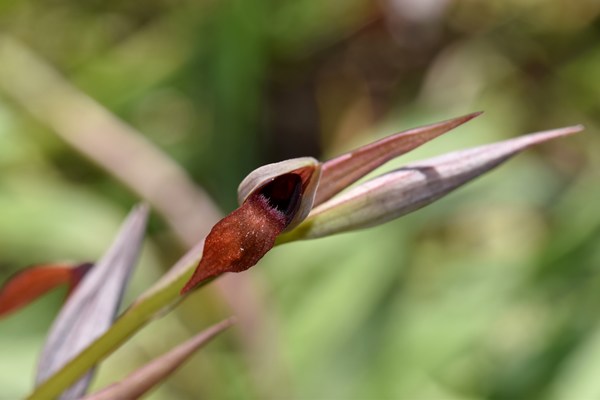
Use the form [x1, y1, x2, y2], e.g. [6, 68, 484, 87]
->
[283, 125, 583, 240]
[315, 112, 482, 205]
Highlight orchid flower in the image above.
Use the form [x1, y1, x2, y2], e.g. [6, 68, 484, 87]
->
[2, 113, 582, 400]
[181, 113, 583, 293]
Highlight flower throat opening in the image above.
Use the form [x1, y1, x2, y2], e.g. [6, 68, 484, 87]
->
[258, 173, 303, 226]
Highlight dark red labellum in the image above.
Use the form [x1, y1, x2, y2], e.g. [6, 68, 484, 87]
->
[180, 171, 308, 294]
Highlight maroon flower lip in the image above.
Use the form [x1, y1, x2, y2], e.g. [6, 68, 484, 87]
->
[180, 167, 318, 294]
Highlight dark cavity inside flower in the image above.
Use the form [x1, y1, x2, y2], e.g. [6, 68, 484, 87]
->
[260, 173, 303, 223]
[180, 166, 316, 294]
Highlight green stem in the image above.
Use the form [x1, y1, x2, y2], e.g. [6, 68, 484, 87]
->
[28, 266, 197, 400]
[28, 236, 287, 399]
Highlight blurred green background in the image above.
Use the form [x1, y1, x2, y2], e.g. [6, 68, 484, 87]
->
[1, 0, 599, 399]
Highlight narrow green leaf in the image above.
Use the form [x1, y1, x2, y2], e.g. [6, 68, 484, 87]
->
[27, 241, 206, 400]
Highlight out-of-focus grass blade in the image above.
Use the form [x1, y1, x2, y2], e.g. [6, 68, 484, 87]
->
[82, 317, 236, 400]
[285, 125, 583, 240]
[314, 112, 483, 206]
[0, 263, 92, 318]
[35, 205, 149, 400]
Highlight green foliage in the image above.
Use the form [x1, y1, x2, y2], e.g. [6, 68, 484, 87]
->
[0, 1, 598, 399]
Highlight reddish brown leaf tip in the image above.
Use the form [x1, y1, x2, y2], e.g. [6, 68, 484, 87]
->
[0, 262, 93, 318]
[466, 111, 484, 119]
[181, 172, 307, 294]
